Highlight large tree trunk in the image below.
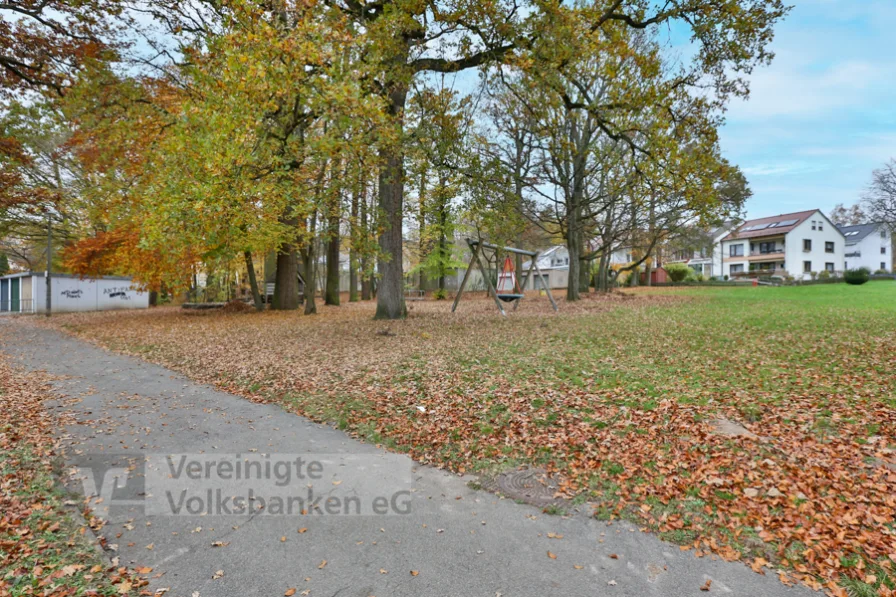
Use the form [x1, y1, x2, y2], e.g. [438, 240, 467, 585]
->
[596, 252, 610, 292]
[360, 189, 372, 301]
[272, 233, 300, 310]
[244, 251, 263, 311]
[349, 181, 360, 302]
[438, 198, 447, 292]
[374, 85, 409, 320]
[302, 243, 317, 315]
[418, 167, 427, 292]
[325, 209, 341, 306]
[566, 231, 581, 302]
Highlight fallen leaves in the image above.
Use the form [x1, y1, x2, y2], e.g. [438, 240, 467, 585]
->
[0, 352, 147, 596]
[547, 551, 557, 560]
[700, 579, 712, 592]
[285, 589, 296, 596]
[36, 288, 896, 594]
[213, 570, 224, 579]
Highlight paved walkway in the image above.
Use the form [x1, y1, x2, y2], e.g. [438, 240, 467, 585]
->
[1, 322, 814, 597]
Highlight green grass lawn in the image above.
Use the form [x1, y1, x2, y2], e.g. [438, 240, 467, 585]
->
[39, 281, 896, 593]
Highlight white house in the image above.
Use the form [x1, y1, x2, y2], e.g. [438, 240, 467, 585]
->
[838, 223, 892, 273]
[0, 272, 150, 314]
[721, 210, 846, 280]
[521, 245, 569, 289]
[663, 222, 738, 279]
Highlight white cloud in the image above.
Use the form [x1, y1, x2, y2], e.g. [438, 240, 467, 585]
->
[726, 56, 893, 120]
[741, 162, 827, 177]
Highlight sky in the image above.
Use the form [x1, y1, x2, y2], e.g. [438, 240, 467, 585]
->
[718, 0, 896, 219]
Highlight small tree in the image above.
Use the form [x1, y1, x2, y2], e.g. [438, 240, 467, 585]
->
[665, 263, 691, 283]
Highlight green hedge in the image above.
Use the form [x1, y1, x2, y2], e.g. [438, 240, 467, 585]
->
[845, 268, 871, 285]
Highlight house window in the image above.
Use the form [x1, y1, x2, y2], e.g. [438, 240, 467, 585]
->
[729, 244, 744, 257]
[825, 262, 835, 272]
[811, 220, 817, 230]
[818, 222, 823, 231]
[882, 230, 888, 239]
[803, 239, 812, 251]
[803, 261, 812, 273]
[882, 247, 887, 255]
[825, 241, 834, 253]
[882, 263, 887, 271]
[730, 264, 744, 273]
[759, 242, 777, 254]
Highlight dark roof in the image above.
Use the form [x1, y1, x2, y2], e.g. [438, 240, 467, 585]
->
[723, 210, 818, 241]
[837, 223, 883, 245]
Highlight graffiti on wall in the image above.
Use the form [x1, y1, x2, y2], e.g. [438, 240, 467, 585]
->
[60, 289, 83, 299]
[104, 287, 132, 300]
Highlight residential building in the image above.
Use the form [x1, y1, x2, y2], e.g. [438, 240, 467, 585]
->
[521, 245, 569, 289]
[838, 223, 892, 273]
[663, 222, 738, 279]
[721, 210, 845, 280]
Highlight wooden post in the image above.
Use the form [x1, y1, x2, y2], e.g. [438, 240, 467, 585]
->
[470, 242, 506, 316]
[514, 251, 538, 312]
[533, 259, 559, 311]
[451, 240, 478, 313]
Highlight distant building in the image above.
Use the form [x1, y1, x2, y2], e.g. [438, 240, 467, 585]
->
[521, 246, 570, 289]
[721, 209, 845, 280]
[0, 272, 149, 314]
[838, 223, 892, 273]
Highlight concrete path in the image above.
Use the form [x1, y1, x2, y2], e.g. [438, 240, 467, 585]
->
[1, 322, 815, 597]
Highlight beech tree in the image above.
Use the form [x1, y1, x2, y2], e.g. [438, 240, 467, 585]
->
[0, 0, 124, 96]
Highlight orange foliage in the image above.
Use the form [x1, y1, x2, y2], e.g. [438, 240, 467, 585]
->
[63, 227, 194, 292]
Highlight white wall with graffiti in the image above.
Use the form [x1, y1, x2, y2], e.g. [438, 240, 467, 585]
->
[0, 273, 149, 314]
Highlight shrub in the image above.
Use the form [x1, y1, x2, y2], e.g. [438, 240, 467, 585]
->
[695, 273, 705, 282]
[723, 275, 729, 281]
[665, 263, 691, 283]
[845, 267, 871, 285]
[433, 288, 447, 300]
[810, 271, 818, 280]
[874, 269, 889, 275]
[818, 270, 831, 280]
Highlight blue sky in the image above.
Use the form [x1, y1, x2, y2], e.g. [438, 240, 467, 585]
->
[719, 0, 896, 219]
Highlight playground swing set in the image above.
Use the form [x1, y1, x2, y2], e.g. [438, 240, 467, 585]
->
[452, 239, 559, 316]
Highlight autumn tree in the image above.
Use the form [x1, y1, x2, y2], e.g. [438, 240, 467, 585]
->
[320, 0, 786, 317]
[0, 101, 81, 271]
[863, 159, 896, 231]
[405, 84, 471, 296]
[64, 1, 380, 310]
[829, 203, 867, 227]
[0, 0, 125, 97]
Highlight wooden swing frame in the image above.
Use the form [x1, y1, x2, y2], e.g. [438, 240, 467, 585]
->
[451, 239, 559, 316]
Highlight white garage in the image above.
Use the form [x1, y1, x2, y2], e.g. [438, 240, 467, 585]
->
[0, 272, 150, 314]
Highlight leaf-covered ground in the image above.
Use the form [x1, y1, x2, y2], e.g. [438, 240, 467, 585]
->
[36, 283, 896, 596]
[0, 352, 146, 596]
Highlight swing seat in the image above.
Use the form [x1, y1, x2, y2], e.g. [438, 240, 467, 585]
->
[497, 293, 524, 302]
